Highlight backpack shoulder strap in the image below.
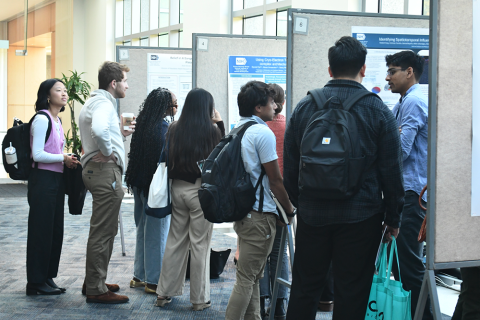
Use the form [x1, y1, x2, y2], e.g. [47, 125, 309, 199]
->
[343, 90, 378, 112]
[307, 88, 329, 111]
[31, 111, 53, 143]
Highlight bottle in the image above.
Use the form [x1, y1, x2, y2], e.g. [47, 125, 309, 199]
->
[4, 142, 18, 169]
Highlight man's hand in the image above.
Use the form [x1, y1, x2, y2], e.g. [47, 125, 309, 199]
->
[120, 115, 136, 137]
[91, 152, 117, 163]
[383, 224, 400, 243]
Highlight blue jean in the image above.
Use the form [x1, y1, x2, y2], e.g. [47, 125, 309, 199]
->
[260, 225, 289, 299]
[133, 187, 171, 284]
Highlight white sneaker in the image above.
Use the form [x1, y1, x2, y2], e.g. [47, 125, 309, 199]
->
[192, 301, 211, 311]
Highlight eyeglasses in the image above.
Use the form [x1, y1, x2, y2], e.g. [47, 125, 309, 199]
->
[386, 68, 406, 77]
[172, 100, 178, 108]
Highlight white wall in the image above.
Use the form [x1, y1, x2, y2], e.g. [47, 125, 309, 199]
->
[182, 0, 230, 48]
[73, 0, 116, 120]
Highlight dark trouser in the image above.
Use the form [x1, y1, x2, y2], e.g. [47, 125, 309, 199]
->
[286, 213, 383, 320]
[391, 190, 433, 320]
[451, 267, 480, 320]
[320, 263, 334, 302]
[27, 169, 65, 283]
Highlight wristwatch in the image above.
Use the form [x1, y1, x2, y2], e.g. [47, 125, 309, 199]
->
[286, 207, 297, 218]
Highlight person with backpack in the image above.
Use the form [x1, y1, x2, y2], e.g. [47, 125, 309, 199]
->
[26, 79, 79, 295]
[155, 88, 224, 311]
[225, 81, 294, 320]
[283, 36, 405, 320]
[124, 88, 177, 295]
[385, 51, 432, 320]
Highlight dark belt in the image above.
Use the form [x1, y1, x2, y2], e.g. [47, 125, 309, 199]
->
[252, 210, 277, 217]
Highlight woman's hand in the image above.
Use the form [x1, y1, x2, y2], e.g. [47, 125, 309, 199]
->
[64, 154, 80, 169]
[212, 109, 222, 123]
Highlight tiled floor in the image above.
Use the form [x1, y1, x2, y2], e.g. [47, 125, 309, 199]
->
[0, 184, 457, 319]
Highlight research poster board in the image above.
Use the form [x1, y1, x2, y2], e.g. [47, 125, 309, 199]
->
[146, 53, 192, 117]
[351, 26, 429, 109]
[471, 0, 480, 217]
[227, 55, 286, 129]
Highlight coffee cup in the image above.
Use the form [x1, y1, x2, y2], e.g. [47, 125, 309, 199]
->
[122, 113, 134, 131]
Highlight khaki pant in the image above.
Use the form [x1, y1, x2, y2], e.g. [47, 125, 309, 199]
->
[157, 178, 213, 304]
[82, 162, 124, 295]
[225, 211, 277, 320]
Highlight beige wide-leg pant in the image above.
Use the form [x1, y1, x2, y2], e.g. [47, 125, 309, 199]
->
[157, 178, 213, 304]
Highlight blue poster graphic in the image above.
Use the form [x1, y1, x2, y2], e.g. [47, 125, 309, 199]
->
[228, 56, 286, 75]
[352, 33, 429, 50]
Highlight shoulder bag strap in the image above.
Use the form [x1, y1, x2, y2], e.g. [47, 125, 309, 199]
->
[307, 88, 329, 111]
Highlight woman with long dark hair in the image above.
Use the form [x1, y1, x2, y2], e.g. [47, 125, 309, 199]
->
[155, 88, 225, 311]
[125, 87, 177, 294]
[26, 79, 79, 295]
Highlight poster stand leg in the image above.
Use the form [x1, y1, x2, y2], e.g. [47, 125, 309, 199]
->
[268, 224, 295, 320]
[414, 270, 442, 320]
[119, 211, 126, 256]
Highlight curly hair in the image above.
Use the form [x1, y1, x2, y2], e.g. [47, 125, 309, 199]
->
[237, 81, 276, 117]
[125, 87, 174, 196]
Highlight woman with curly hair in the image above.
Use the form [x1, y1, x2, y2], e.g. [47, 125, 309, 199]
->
[125, 87, 177, 294]
[156, 88, 225, 311]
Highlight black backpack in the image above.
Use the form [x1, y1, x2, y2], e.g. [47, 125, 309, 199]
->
[198, 121, 266, 223]
[299, 88, 379, 200]
[2, 111, 53, 180]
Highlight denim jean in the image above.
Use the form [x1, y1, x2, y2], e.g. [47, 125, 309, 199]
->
[260, 225, 289, 299]
[133, 187, 171, 284]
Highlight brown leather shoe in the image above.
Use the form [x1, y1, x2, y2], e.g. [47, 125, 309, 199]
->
[86, 290, 129, 304]
[82, 283, 120, 295]
[318, 301, 334, 312]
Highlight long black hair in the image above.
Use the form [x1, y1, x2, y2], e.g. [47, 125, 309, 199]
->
[125, 87, 174, 196]
[168, 88, 221, 174]
[34, 78, 66, 112]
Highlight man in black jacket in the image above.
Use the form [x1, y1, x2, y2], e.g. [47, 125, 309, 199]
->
[284, 36, 405, 320]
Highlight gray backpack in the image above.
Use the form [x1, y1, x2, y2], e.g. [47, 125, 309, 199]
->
[299, 88, 378, 199]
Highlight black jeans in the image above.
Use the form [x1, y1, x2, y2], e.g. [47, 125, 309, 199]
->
[286, 213, 383, 320]
[27, 169, 65, 283]
[391, 190, 433, 320]
[452, 267, 480, 320]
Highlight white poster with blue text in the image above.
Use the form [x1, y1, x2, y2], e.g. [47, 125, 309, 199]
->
[352, 26, 429, 109]
[228, 56, 286, 130]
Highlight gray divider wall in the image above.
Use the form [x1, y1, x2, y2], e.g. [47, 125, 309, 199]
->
[431, 0, 480, 267]
[193, 34, 286, 130]
[288, 10, 428, 115]
[116, 46, 192, 168]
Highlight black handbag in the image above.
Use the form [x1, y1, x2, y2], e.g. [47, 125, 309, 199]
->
[186, 248, 231, 279]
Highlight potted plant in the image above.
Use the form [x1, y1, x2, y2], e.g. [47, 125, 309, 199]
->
[61, 71, 91, 156]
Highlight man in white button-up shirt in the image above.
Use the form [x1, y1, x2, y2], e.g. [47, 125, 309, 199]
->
[79, 61, 134, 304]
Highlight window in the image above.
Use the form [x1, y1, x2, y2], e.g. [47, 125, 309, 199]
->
[150, 0, 159, 29]
[365, 0, 379, 13]
[159, 33, 168, 47]
[244, 15, 263, 35]
[116, 0, 124, 38]
[381, 0, 404, 14]
[140, 0, 149, 32]
[124, 0, 132, 36]
[233, 0, 243, 11]
[244, 0, 263, 9]
[160, 0, 169, 28]
[140, 37, 149, 46]
[132, 0, 140, 34]
[276, 10, 287, 37]
[422, 0, 430, 15]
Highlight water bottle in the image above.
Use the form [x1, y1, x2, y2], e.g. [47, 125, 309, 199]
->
[4, 142, 18, 169]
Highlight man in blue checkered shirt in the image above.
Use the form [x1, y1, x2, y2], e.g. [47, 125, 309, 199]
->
[284, 36, 405, 320]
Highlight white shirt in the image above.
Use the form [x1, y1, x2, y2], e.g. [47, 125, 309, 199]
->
[235, 115, 278, 214]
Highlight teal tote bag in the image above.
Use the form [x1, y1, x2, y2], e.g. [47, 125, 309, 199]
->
[365, 241, 388, 320]
[375, 236, 412, 320]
